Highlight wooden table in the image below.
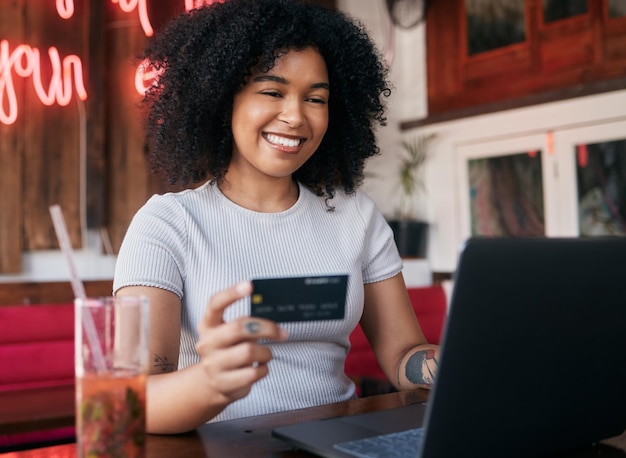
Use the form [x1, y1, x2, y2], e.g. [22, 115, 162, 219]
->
[3, 388, 626, 457]
[0, 390, 425, 457]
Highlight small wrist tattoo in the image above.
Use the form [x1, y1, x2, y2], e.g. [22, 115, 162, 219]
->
[153, 354, 175, 373]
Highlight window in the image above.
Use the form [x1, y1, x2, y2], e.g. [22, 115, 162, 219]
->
[456, 120, 626, 247]
[542, 0, 587, 23]
[468, 151, 545, 236]
[466, 0, 526, 55]
[608, 0, 626, 18]
[575, 138, 626, 236]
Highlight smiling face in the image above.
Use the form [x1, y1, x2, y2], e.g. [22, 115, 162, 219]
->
[229, 47, 329, 181]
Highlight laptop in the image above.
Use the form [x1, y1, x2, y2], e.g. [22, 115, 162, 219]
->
[272, 237, 626, 458]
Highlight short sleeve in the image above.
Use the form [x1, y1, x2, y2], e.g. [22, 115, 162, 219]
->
[113, 194, 187, 299]
[356, 192, 403, 284]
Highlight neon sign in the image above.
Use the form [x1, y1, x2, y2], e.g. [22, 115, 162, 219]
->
[56, 0, 74, 19]
[111, 0, 154, 37]
[111, 0, 221, 37]
[0, 40, 87, 125]
[135, 59, 163, 96]
[132, 0, 222, 95]
[0, 0, 222, 125]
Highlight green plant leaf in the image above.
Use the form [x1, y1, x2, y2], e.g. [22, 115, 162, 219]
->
[394, 133, 436, 219]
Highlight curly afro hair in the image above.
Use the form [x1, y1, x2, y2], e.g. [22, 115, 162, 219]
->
[141, 0, 391, 200]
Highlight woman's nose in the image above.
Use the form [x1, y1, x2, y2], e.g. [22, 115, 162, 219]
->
[278, 99, 304, 128]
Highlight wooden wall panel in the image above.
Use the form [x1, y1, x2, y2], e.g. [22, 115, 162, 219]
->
[104, 2, 183, 253]
[0, 1, 25, 273]
[426, 0, 463, 109]
[0, 280, 113, 306]
[85, 0, 107, 229]
[21, 1, 84, 251]
[604, 15, 626, 76]
[105, 6, 148, 253]
[426, 0, 626, 117]
[0, 1, 101, 272]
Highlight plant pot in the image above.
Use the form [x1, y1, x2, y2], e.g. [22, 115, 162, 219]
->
[388, 219, 429, 258]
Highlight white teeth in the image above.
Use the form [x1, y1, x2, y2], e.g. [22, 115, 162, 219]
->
[265, 133, 301, 148]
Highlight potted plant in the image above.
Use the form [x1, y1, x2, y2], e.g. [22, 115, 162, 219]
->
[387, 133, 436, 258]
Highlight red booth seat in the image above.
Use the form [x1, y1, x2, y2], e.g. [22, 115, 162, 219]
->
[345, 285, 447, 396]
[0, 303, 75, 450]
[0, 303, 74, 391]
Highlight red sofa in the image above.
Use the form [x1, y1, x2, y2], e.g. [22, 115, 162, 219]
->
[345, 285, 447, 396]
[0, 303, 75, 450]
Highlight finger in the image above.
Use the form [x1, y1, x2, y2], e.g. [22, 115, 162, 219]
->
[195, 342, 273, 402]
[199, 281, 252, 332]
[209, 364, 271, 400]
[196, 317, 288, 354]
[203, 342, 273, 372]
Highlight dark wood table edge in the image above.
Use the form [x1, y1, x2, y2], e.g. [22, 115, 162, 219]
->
[0, 384, 75, 435]
[4, 389, 626, 457]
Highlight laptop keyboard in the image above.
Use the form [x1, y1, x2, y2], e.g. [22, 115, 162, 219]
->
[333, 427, 424, 458]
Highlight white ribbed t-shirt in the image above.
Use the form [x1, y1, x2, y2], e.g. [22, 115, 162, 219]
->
[113, 181, 402, 422]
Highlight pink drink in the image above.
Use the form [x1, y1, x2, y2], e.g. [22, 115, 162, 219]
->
[76, 371, 146, 458]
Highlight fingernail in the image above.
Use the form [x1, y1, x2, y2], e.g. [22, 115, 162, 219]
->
[279, 328, 289, 340]
[236, 281, 252, 295]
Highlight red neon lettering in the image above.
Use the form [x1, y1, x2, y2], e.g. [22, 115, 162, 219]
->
[135, 59, 163, 96]
[111, 0, 222, 38]
[3, 1, 228, 120]
[0, 40, 88, 126]
[132, 0, 222, 95]
[111, 0, 154, 37]
[185, 0, 222, 10]
[56, 0, 75, 19]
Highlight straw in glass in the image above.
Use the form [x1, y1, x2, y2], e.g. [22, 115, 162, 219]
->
[49, 205, 107, 373]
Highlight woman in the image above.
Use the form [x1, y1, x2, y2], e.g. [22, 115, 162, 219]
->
[114, 0, 439, 434]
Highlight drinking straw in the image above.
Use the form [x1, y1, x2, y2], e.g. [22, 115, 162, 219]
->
[49, 205, 107, 373]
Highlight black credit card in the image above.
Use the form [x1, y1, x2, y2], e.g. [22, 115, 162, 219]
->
[251, 275, 348, 322]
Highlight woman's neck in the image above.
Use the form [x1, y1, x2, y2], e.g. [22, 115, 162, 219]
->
[218, 174, 299, 213]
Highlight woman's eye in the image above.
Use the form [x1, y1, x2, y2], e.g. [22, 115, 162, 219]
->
[307, 97, 327, 105]
[262, 91, 282, 98]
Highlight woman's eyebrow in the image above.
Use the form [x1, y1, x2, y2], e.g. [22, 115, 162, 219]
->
[312, 82, 330, 90]
[253, 75, 288, 84]
[252, 74, 329, 90]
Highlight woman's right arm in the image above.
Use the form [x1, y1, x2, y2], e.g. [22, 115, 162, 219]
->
[116, 282, 287, 434]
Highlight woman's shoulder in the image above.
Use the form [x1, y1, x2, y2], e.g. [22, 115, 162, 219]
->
[300, 184, 374, 204]
[130, 182, 214, 225]
[145, 181, 214, 206]
[298, 185, 384, 229]
[327, 186, 380, 213]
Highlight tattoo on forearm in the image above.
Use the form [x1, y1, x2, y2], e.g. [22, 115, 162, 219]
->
[404, 349, 439, 387]
[153, 354, 175, 373]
